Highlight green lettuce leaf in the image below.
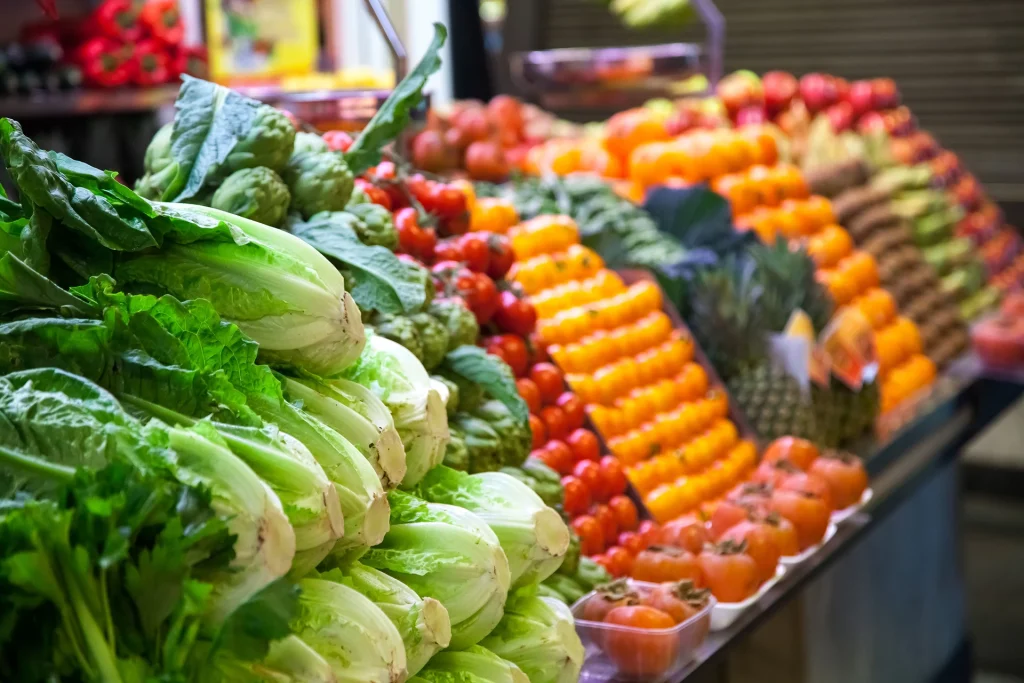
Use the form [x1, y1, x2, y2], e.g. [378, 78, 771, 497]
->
[441, 346, 528, 424]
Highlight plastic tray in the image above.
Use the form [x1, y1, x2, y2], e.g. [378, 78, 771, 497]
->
[780, 522, 839, 567]
[831, 488, 873, 525]
[572, 580, 714, 682]
[709, 564, 785, 631]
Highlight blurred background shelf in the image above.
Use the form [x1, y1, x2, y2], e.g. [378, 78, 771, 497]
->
[0, 84, 179, 118]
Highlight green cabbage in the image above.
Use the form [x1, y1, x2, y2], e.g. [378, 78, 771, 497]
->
[339, 333, 449, 488]
[330, 563, 451, 677]
[360, 490, 510, 650]
[411, 646, 528, 683]
[116, 203, 366, 377]
[479, 588, 584, 683]
[416, 466, 570, 588]
[293, 576, 407, 683]
[282, 375, 406, 490]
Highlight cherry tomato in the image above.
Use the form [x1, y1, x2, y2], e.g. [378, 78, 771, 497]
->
[644, 581, 711, 624]
[487, 234, 516, 279]
[428, 183, 468, 220]
[395, 207, 426, 256]
[603, 606, 680, 678]
[599, 457, 628, 498]
[592, 503, 619, 541]
[659, 514, 710, 554]
[573, 459, 604, 499]
[562, 475, 592, 516]
[487, 334, 528, 377]
[544, 440, 574, 473]
[433, 239, 463, 264]
[445, 212, 470, 236]
[581, 580, 639, 622]
[353, 178, 392, 210]
[572, 514, 605, 555]
[533, 444, 570, 476]
[516, 378, 543, 414]
[604, 546, 635, 577]
[618, 530, 647, 555]
[638, 519, 660, 545]
[566, 428, 600, 462]
[609, 495, 639, 532]
[494, 290, 538, 337]
[555, 392, 586, 431]
[455, 272, 500, 324]
[405, 174, 434, 208]
[528, 415, 546, 449]
[697, 542, 761, 603]
[322, 130, 353, 152]
[541, 405, 570, 441]
[417, 227, 437, 262]
[530, 362, 565, 404]
[632, 547, 703, 584]
[458, 233, 491, 273]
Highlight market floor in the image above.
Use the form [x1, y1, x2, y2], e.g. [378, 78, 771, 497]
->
[975, 675, 1024, 683]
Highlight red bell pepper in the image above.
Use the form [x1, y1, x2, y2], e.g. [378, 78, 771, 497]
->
[131, 39, 172, 86]
[74, 37, 131, 88]
[140, 0, 184, 46]
[170, 44, 207, 79]
[89, 0, 143, 42]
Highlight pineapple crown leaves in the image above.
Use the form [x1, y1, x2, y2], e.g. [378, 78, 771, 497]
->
[748, 239, 836, 334]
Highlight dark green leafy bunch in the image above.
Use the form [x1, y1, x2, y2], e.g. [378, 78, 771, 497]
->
[749, 238, 835, 334]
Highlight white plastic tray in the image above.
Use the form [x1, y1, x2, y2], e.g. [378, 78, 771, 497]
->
[830, 488, 873, 525]
[709, 565, 785, 631]
[780, 521, 839, 567]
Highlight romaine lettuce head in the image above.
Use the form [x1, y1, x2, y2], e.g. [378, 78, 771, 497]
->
[479, 588, 584, 683]
[204, 635, 338, 683]
[339, 333, 448, 487]
[360, 490, 510, 650]
[293, 577, 407, 683]
[412, 646, 528, 683]
[327, 564, 450, 677]
[282, 375, 406, 489]
[416, 466, 570, 588]
[117, 203, 365, 377]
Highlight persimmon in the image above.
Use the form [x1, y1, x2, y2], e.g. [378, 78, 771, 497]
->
[581, 578, 640, 622]
[769, 489, 830, 550]
[720, 520, 782, 583]
[632, 546, 704, 585]
[762, 436, 820, 469]
[809, 451, 869, 509]
[697, 540, 762, 602]
[659, 514, 712, 554]
[762, 512, 801, 557]
[778, 470, 835, 511]
[644, 581, 712, 624]
[708, 498, 755, 539]
[603, 605, 680, 677]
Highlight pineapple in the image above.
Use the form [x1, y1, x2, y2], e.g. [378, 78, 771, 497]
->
[728, 364, 823, 444]
[812, 377, 880, 448]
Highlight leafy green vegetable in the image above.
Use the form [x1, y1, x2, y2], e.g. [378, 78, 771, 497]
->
[451, 413, 500, 473]
[442, 345, 528, 424]
[416, 466, 570, 588]
[360, 490, 510, 650]
[332, 562, 451, 677]
[443, 424, 470, 471]
[344, 24, 447, 176]
[471, 399, 532, 471]
[479, 587, 584, 683]
[290, 211, 429, 315]
[411, 311, 450, 371]
[211, 166, 291, 227]
[412, 645, 529, 683]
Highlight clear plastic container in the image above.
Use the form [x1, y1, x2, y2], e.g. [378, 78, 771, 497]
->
[571, 580, 714, 682]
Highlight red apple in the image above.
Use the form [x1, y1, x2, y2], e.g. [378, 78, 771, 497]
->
[762, 71, 798, 115]
[871, 78, 900, 109]
[825, 102, 855, 132]
[846, 80, 875, 117]
[909, 131, 939, 161]
[952, 174, 983, 212]
[717, 70, 764, 117]
[834, 77, 850, 103]
[857, 111, 887, 134]
[799, 73, 839, 113]
[735, 105, 768, 127]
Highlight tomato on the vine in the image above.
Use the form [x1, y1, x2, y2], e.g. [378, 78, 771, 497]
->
[428, 183, 468, 220]
[604, 546, 634, 577]
[433, 239, 463, 264]
[395, 207, 425, 256]
[516, 378, 543, 414]
[544, 440, 574, 474]
[555, 392, 585, 431]
[322, 130, 353, 152]
[591, 503, 618, 542]
[354, 178, 391, 209]
[486, 334, 528, 376]
[455, 271, 499, 324]
[573, 459, 604, 499]
[405, 173, 434, 208]
[540, 405, 570, 441]
[566, 428, 600, 462]
[494, 290, 538, 337]
[530, 363, 564, 404]
[528, 414, 546, 449]
[599, 456, 628, 498]
[487, 234, 515, 279]
[572, 514, 605, 555]
[561, 475, 592, 515]
[458, 233, 490, 273]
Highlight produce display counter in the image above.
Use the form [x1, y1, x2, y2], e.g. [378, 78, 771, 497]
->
[582, 358, 1023, 682]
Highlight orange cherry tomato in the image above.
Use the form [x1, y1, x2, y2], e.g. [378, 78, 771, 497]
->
[697, 541, 762, 603]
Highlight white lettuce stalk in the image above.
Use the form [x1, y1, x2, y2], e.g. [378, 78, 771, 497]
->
[293, 577, 407, 683]
[411, 646, 529, 683]
[283, 375, 406, 489]
[416, 466, 570, 588]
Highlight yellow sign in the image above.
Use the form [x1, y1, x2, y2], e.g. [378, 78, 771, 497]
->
[205, 0, 319, 82]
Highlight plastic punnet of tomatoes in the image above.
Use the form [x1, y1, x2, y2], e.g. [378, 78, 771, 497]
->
[571, 579, 714, 681]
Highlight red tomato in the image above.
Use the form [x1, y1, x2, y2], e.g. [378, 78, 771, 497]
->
[395, 207, 426, 256]
[608, 495, 639, 532]
[659, 514, 711, 554]
[528, 415, 547, 449]
[433, 239, 463, 263]
[530, 362, 565, 404]
[516, 378, 543, 414]
[604, 546, 635, 577]
[487, 334, 528, 377]
[544, 440, 574, 473]
[719, 520, 782, 584]
[697, 542, 761, 603]
[353, 178, 391, 209]
[562, 475, 592, 516]
[541, 405, 570, 441]
[592, 503, 619, 541]
[494, 291, 538, 337]
[458, 233, 490, 273]
[555, 392, 586, 430]
[456, 272, 500, 324]
[603, 606, 680, 678]
[572, 514, 605, 555]
[573, 459, 604, 498]
[638, 520, 660, 545]
[632, 547, 703, 584]
[487, 234, 515, 279]
[428, 183, 468, 220]
[644, 581, 711, 625]
[617, 530, 647, 555]
[322, 130, 353, 152]
[566, 428, 600, 462]
[599, 457, 628, 498]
